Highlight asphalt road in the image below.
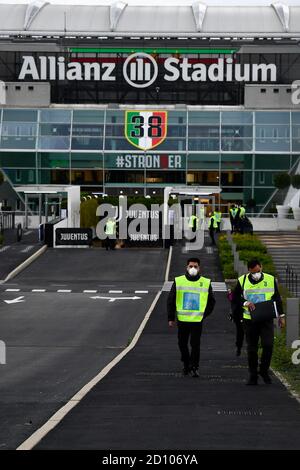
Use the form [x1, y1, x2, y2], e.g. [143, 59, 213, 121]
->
[32, 244, 300, 450]
[0, 247, 168, 449]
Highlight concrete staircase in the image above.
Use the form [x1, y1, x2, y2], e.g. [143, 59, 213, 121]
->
[259, 231, 300, 293]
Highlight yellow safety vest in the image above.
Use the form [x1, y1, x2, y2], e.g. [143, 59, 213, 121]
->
[105, 219, 116, 236]
[214, 211, 222, 223]
[210, 215, 218, 229]
[239, 207, 246, 218]
[175, 275, 211, 323]
[230, 208, 238, 218]
[238, 273, 275, 320]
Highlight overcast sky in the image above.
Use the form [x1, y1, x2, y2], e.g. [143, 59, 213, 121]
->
[2, 0, 300, 5]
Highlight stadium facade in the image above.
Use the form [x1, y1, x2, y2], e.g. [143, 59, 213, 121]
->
[1, 1, 300, 212]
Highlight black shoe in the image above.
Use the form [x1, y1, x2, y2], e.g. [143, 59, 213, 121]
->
[190, 367, 199, 378]
[259, 371, 272, 384]
[182, 365, 190, 376]
[246, 375, 258, 386]
[236, 348, 241, 357]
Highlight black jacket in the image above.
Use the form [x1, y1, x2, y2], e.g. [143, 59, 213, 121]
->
[231, 272, 284, 319]
[167, 273, 216, 322]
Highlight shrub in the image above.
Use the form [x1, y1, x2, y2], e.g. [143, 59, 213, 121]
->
[291, 174, 300, 189]
[273, 172, 291, 189]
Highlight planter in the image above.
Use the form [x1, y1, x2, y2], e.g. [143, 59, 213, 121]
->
[276, 205, 290, 218]
[292, 207, 300, 221]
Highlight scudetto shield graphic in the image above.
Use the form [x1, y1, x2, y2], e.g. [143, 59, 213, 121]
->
[125, 110, 167, 151]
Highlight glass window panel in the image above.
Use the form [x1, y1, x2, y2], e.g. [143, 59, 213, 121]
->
[38, 136, 70, 150]
[187, 170, 219, 185]
[105, 125, 126, 137]
[106, 111, 124, 124]
[2, 109, 37, 122]
[256, 125, 290, 139]
[71, 152, 103, 169]
[255, 139, 290, 151]
[221, 139, 253, 151]
[38, 169, 70, 185]
[221, 171, 244, 186]
[73, 110, 105, 123]
[255, 154, 291, 170]
[71, 137, 103, 150]
[0, 136, 36, 149]
[0, 152, 36, 167]
[188, 112, 219, 125]
[221, 154, 253, 170]
[3, 168, 37, 184]
[221, 125, 253, 138]
[145, 170, 185, 184]
[292, 140, 300, 151]
[292, 126, 300, 139]
[39, 124, 71, 136]
[105, 170, 144, 184]
[291, 112, 300, 125]
[167, 126, 186, 137]
[1, 122, 37, 136]
[104, 138, 140, 151]
[189, 126, 219, 137]
[72, 124, 103, 136]
[38, 152, 70, 169]
[187, 154, 220, 170]
[188, 139, 219, 151]
[39, 109, 71, 123]
[71, 169, 103, 185]
[221, 112, 253, 124]
[167, 112, 186, 125]
[255, 112, 289, 125]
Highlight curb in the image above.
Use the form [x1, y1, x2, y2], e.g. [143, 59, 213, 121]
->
[0, 245, 47, 284]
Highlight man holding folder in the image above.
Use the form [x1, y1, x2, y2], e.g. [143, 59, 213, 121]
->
[232, 259, 285, 385]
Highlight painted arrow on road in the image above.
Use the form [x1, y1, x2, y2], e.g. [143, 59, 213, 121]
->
[4, 296, 25, 304]
[90, 296, 142, 302]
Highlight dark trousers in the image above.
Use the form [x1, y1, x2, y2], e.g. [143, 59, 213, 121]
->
[177, 320, 203, 369]
[105, 237, 115, 250]
[209, 227, 216, 245]
[243, 319, 274, 376]
[234, 319, 244, 349]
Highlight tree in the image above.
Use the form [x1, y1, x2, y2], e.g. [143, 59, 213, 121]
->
[273, 173, 291, 190]
[291, 174, 300, 189]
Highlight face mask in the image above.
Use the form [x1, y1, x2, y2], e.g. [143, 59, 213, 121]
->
[187, 267, 199, 277]
[251, 272, 262, 281]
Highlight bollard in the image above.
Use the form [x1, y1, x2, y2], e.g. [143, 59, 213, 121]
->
[286, 298, 300, 348]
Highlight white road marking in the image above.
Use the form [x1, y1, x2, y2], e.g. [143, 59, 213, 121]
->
[57, 290, 72, 293]
[90, 295, 141, 302]
[83, 290, 97, 293]
[109, 290, 123, 293]
[32, 289, 46, 293]
[20, 245, 34, 254]
[5, 288, 20, 292]
[16, 246, 172, 451]
[0, 246, 10, 253]
[4, 296, 25, 304]
[135, 290, 149, 294]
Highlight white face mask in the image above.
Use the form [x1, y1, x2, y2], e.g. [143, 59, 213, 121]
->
[251, 272, 262, 281]
[187, 267, 199, 277]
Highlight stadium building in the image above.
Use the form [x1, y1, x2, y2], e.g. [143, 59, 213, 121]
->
[1, 0, 300, 213]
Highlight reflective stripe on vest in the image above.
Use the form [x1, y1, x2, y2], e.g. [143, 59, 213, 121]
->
[175, 275, 211, 322]
[239, 207, 246, 218]
[230, 208, 237, 218]
[238, 273, 275, 320]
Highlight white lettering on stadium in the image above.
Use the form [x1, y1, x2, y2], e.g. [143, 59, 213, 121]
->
[18, 56, 277, 84]
[60, 233, 88, 241]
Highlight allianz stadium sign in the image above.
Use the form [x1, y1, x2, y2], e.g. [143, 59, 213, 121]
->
[18, 52, 277, 88]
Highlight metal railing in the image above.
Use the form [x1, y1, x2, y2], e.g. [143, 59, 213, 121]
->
[0, 211, 15, 232]
[285, 264, 299, 297]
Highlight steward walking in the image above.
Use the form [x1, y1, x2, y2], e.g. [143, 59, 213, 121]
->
[167, 257, 216, 377]
[232, 258, 285, 385]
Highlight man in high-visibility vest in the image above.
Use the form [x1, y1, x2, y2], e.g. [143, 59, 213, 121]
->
[232, 258, 285, 385]
[208, 212, 218, 246]
[213, 210, 222, 233]
[167, 257, 216, 377]
[229, 204, 238, 233]
[104, 216, 117, 250]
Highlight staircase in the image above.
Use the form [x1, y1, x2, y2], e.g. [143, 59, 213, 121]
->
[259, 231, 300, 294]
